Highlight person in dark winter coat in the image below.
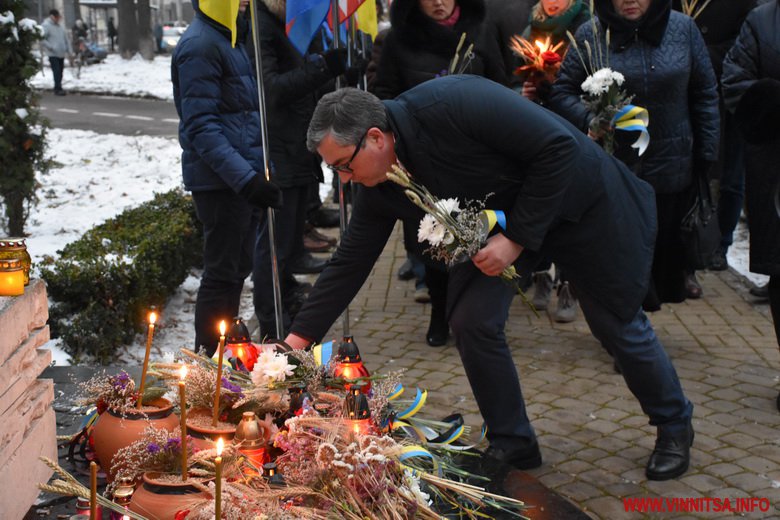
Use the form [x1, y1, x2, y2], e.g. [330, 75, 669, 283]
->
[671, 0, 756, 273]
[107, 17, 117, 52]
[483, 0, 537, 81]
[251, 0, 346, 338]
[172, 0, 282, 355]
[549, 0, 719, 311]
[372, 0, 505, 99]
[372, 0, 505, 347]
[287, 77, 694, 481]
[721, 0, 780, 411]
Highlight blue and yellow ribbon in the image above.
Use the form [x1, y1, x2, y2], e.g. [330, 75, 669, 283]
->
[398, 445, 439, 475]
[612, 104, 650, 156]
[312, 340, 333, 367]
[479, 209, 507, 237]
[396, 388, 428, 419]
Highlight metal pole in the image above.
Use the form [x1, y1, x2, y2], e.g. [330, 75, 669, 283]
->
[331, 0, 352, 337]
[248, 0, 285, 340]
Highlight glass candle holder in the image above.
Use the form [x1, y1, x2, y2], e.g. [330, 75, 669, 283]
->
[0, 258, 24, 296]
[0, 238, 31, 285]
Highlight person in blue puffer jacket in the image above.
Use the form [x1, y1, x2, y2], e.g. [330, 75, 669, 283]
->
[172, 0, 283, 355]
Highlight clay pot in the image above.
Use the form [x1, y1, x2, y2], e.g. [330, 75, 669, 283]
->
[91, 398, 179, 482]
[128, 472, 210, 520]
[185, 408, 236, 452]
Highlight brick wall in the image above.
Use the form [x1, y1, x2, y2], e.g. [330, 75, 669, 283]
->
[0, 279, 56, 520]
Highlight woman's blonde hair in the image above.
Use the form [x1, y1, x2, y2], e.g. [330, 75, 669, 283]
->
[531, 0, 575, 22]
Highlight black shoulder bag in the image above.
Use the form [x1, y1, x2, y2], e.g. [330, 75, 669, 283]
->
[679, 172, 720, 270]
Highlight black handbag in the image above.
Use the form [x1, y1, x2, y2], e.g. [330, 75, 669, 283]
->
[680, 173, 720, 270]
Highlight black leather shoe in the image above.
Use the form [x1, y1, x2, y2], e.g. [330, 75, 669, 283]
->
[290, 253, 328, 274]
[776, 391, 780, 413]
[646, 422, 694, 481]
[484, 440, 543, 471]
[308, 207, 340, 228]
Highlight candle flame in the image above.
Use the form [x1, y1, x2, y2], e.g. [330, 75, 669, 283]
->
[216, 437, 224, 456]
[179, 364, 187, 380]
[535, 39, 545, 51]
[148, 311, 157, 325]
[219, 320, 226, 336]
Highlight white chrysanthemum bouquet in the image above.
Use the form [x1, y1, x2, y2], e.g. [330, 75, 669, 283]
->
[566, 1, 638, 155]
[387, 163, 536, 314]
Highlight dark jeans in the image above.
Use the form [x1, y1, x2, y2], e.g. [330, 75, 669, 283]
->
[253, 185, 308, 333]
[192, 190, 259, 356]
[49, 56, 64, 92]
[717, 110, 746, 250]
[578, 287, 693, 434]
[448, 266, 692, 450]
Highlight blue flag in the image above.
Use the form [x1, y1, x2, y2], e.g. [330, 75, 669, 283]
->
[286, 0, 330, 55]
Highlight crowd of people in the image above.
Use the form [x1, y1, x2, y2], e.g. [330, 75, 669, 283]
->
[170, 0, 778, 485]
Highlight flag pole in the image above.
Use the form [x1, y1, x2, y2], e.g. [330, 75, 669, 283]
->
[331, 0, 353, 338]
[248, 0, 285, 340]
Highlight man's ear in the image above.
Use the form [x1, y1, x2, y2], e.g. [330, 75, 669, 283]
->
[366, 127, 386, 148]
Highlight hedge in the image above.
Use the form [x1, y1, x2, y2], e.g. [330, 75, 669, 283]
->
[40, 189, 202, 363]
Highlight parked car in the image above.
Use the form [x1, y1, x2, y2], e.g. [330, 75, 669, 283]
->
[161, 26, 186, 53]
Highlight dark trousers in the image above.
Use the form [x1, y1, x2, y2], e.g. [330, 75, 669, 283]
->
[192, 190, 259, 356]
[49, 56, 64, 92]
[577, 287, 693, 434]
[448, 266, 692, 450]
[717, 110, 746, 250]
[253, 185, 308, 334]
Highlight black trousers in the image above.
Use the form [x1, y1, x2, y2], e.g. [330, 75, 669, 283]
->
[192, 190, 259, 356]
[253, 185, 308, 334]
[49, 56, 64, 92]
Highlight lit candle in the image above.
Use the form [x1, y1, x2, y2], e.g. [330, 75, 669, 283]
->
[137, 311, 157, 408]
[89, 461, 97, 519]
[0, 259, 24, 296]
[179, 364, 188, 481]
[215, 437, 224, 520]
[212, 321, 226, 427]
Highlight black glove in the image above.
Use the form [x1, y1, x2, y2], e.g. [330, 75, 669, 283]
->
[322, 48, 348, 76]
[345, 57, 369, 87]
[240, 175, 283, 209]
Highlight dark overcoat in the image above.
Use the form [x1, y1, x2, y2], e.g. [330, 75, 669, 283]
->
[722, 0, 780, 276]
[291, 76, 658, 342]
[253, 0, 336, 189]
[548, 11, 720, 194]
[172, 1, 263, 193]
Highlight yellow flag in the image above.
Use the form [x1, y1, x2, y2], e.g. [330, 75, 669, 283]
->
[355, 0, 378, 40]
[200, 0, 241, 47]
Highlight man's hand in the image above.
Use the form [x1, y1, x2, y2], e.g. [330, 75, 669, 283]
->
[284, 333, 311, 351]
[471, 233, 523, 277]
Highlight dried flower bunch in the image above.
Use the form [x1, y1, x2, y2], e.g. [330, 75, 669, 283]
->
[77, 370, 166, 414]
[109, 426, 240, 492]
[509, 35, 564, 81]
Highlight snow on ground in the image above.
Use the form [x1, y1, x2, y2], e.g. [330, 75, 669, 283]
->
[32, 54, 174, 100]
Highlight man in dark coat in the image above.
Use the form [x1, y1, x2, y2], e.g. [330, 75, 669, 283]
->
[251, 0, 349, 338]
[721, 0, 780, 410]
[285, 76, 694, 481]
[172, 0, 282, 355]
[671, 0, 757, 272]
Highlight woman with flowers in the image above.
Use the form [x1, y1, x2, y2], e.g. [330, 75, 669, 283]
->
[371, 0, 505, 347]
[549, 0, 720, 312]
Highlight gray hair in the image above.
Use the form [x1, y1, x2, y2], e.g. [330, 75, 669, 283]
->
[306, 88, 389, 152]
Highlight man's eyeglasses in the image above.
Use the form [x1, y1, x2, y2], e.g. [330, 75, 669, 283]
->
[328, 133, 366, 174]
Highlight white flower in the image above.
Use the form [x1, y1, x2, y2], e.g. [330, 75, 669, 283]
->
[417, 214, 446, 246]
[435, 197, 461, 216]
[581, 67, 625, 96]
[14, 108, 28, 119]
[251, 348, 296, 386]
[0, 11, 14, 25]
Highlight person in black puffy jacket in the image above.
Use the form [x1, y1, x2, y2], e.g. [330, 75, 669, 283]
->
[721, 0, 780, 411]
[549, 0, 720, 311]
[172, 0, 282, 355]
